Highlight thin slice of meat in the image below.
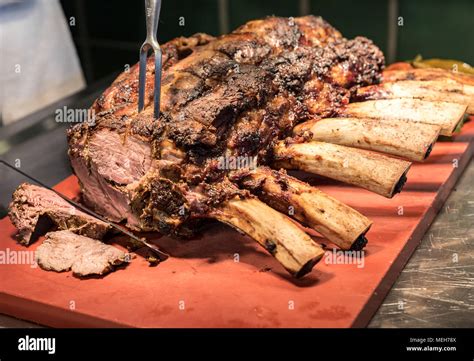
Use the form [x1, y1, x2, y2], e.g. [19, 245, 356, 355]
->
[8, 183, 110, 245]
[35, 230, 127, 276]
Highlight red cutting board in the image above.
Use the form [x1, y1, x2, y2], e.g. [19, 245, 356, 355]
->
[0, 120, 473, 328]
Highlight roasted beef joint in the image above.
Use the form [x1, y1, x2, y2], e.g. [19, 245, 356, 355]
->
[66, 16, 473, 277]
[9, 16, 472, 278]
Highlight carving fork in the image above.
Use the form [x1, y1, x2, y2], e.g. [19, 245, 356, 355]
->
[138, 0, 162, 118]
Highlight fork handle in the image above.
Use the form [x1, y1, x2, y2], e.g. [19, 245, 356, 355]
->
[145, 0, 161, 45]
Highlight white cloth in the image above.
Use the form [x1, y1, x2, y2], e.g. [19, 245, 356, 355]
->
[0, 0, 85, 125]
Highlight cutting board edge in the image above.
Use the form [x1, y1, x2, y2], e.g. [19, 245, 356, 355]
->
[0, 292, 129, 328]
[351, 140, 473, 327]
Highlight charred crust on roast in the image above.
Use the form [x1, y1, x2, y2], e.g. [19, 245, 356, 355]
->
[132, 178, 189, 219]
[64, 15, 387, 259]
[200, 181, 249, 208]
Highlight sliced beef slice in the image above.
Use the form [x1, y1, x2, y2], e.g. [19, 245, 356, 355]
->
[8, 183, 110, 245]
[35, 230, 127, 276]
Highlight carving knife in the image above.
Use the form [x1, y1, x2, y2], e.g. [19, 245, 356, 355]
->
[0, 159, 169, 261]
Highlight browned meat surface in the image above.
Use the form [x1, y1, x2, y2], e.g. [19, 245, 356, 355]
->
[35, 231, 127, 277]
[68, 15, 384, 234]
[93, 33, 216, 117]
[65, 15, 391, 277]
[8, 183, 110, 245]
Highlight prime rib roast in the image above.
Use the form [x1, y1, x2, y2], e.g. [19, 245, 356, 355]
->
[10, 16, 473, 278]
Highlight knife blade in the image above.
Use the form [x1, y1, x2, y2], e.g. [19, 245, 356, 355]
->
[0, 159, 169, 261]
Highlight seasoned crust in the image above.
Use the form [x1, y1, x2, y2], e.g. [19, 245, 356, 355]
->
[66, 16, 385, 235]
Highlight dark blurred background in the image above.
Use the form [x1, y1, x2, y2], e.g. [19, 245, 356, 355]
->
[60, 0, 474, 85]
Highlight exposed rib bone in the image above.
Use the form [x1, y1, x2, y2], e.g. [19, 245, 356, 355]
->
[293, 117, 440, 161]
[383, 68, 474, 87]
[232, 167, 372, 250]
[212, 196, 325, 278]
[340, 99, 467, 136]
[354, 81, 474, 114]
[273, 141, 411, 198]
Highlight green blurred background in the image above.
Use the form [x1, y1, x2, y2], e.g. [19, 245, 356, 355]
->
[60, 0, 474, 84]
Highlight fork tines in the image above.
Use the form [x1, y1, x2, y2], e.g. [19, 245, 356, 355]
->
[138, 44, 162, 119]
